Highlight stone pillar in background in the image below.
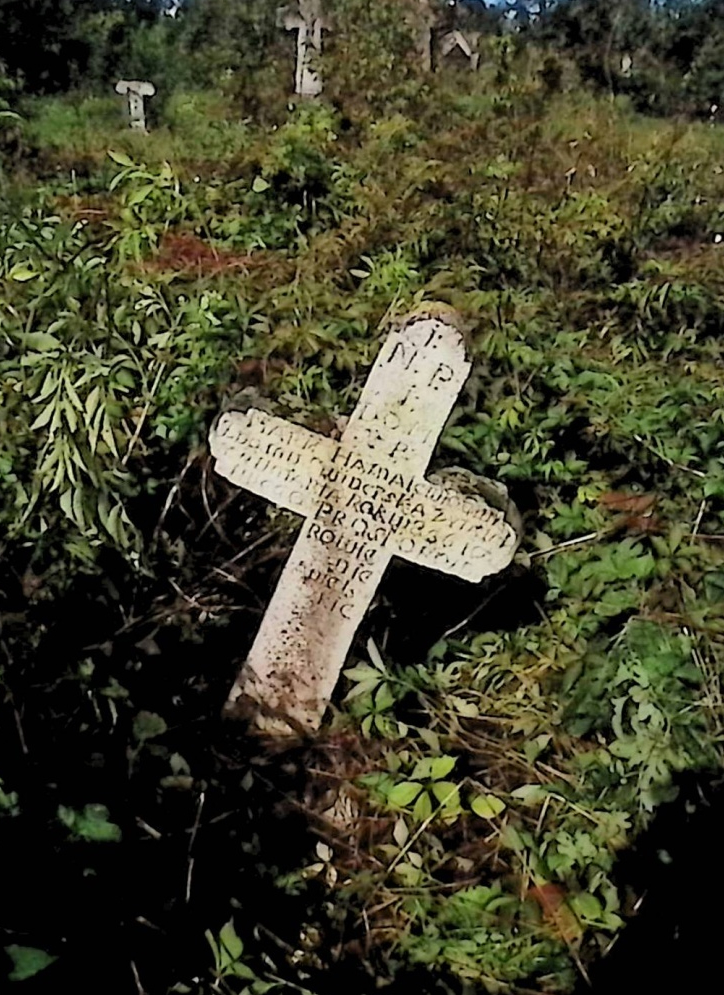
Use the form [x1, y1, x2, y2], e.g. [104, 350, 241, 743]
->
[278, 0, 329, 97]
[115, 80, 156, 132]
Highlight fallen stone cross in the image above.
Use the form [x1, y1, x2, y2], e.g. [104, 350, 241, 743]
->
[278, 0, 329, 97]
[115, 79, 156, 132]
[210, 307, 520, 733]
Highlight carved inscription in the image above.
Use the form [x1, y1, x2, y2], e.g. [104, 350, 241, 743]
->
[210, 308, 520, 732]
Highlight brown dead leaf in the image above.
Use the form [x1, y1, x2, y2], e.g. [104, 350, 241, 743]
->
[599, 491, 657, 514]
[529, 883, 583, 945]
[624, 514, 664, 534]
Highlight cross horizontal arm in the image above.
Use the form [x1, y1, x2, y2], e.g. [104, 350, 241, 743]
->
[209, 409, 336, 518]
[390, 479, 519, 583]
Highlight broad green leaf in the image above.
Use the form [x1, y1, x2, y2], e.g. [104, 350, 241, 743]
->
[218, 920, 244, 966]
[412, 790, 433, 822]
[29, 404, 56, 432]
[59, 489, 74, 521]
[411, 758, 433, 780]
[5, 945, 57, 982]
[374, 682, 395, 711]
[510, 784, 547, 806]
[23, 333, 61, 352]
[35, 370, 58, 402]
[72, 488, 85, 528]
[252, 176, 270, 193]
[570, 892, 603, 922]
[58, 803, 122, 842]
[128, 185, 155, 206]
[84, 385, 102, 422]
[108, 149, 134, 167]
[62, 400, 78, 433]
[105, 503, 123, 542]
[9, 264, 38, 282]
[388, 781, 423, 807]
[471, 794, 507, 819]
[393, 817, 409, 847]
[429, 756, 457, 780]
[500, 824, 526, 852]
[133, 710, 167, 742]
[430, 781, 460, 805]
[231, 962, 256, 980]
[394, 861, 423, 887]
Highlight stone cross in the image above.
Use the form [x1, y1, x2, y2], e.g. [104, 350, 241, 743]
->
[115, 80, 156, 132]
[210, 307, 520, 734]
[278, 0, 328, 97]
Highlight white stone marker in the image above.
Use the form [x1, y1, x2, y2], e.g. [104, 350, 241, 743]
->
[210, 307, 520, 733]
[278, 0, 328, 97]
[115, 80, 156, 132]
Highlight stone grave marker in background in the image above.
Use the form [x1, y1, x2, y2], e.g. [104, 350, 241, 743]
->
[440, 0, 482, 71]
[278, 0, 329, 97]
[210, 306, 521, 734]
[439, 29, 481, 71]
[115, 80, 156, 132]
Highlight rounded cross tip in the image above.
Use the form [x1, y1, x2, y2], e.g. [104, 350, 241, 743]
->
[115, 80, 156, 96]
[396, 302, 470, 355]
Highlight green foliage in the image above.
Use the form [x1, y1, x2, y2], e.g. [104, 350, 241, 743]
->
[400, 886, 574, 991]
[0, 781, 19, 817]
[58, 803, 122, 842]
[206, 921, 257, 986]
[4, 944, 57, 982]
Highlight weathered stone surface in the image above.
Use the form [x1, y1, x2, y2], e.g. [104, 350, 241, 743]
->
[115, 80, 156, 132]
[210, 307, 520, 733]
[278, 0, 328, 97]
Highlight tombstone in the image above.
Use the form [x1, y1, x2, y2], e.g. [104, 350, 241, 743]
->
[210, 306, 521, 734]
[115, 80, 156, 132]
[439, 29, 481, 71]
[277, 0, 329, 97]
